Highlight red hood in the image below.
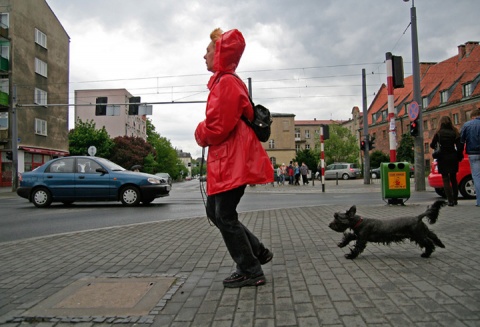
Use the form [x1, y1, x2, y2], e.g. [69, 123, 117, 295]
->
[208, 29, 245, 89]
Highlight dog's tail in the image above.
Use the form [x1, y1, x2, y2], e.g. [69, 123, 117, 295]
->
[418, 200, 447, 224]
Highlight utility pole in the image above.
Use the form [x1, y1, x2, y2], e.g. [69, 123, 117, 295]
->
[362, 69, 370, 184]
[408, 0, 426, 190]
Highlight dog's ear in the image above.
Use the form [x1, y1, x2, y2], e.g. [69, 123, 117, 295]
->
[347, 205, 356, 217]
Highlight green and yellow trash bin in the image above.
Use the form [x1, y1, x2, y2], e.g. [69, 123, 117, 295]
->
[380, 162, 411, 205]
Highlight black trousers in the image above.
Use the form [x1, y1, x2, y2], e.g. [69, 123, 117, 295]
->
[206, 185, 264, 275]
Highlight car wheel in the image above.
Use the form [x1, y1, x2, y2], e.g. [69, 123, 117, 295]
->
[434, 188, 446, 198]
[371, 172, 378, 179]
[459, 176, 476, 199]
[342, 173, 350, 180]
[32, 187, 52, 208]
[120, 186, 141, 206]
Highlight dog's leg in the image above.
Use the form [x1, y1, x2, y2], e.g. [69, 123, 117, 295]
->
[426, 230, 445, 248]
[419, 238, 435, 258]
[345, 240, 367, 259]
[338, 232, 356, 248]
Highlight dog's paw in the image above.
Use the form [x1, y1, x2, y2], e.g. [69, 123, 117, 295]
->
[345, 253, 357, 260]
[421, 252, 431, 258]
[337, 242, 347, 248]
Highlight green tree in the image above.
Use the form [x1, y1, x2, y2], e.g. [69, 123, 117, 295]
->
[146, 119, 184, 179]
[316, 124, 359, 165]
[369, 150, 390, 169]
[68, 119, 114, 158]
[109, 136, 154, 171]
[396, 134, 415, 163]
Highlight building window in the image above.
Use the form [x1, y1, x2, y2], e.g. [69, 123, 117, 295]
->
[0, 13, 9, 28]
[423, 119, 429, 131]
[382, 110, 387, 121]
[294, 128, 300, 139]
[431, 118, 437, 130]
[422, 97, 429, 109]
[305, 144, 310, 150]
[440, 90, 448, 103]
[424, 143, 429, 154]
[453, 113, 460, 125]
[0, 78, 8, 93]
[463, 83, 472, 98]
[305, 130, 310, 139]
[35, 28, 47, 49]
[268, 139, 275, 149]
[34, 88, 47, 106]
[270, 157, 276, 166]
[35, 118, 47, 136]
[295, 144, 300, 152]
[35, 58, 47, 77]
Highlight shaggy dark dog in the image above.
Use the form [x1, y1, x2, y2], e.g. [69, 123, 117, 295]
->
[329, 200, 447, 259]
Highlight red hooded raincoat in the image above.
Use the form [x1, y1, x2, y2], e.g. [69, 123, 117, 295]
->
[195, 29, 274, 195]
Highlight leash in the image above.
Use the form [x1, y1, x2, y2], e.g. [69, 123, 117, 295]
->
[199, 148, 213, 226]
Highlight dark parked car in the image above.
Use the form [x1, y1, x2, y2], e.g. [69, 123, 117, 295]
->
[17, 156, 171, 207]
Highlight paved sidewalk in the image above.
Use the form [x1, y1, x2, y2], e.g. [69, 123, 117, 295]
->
[1, 183, 479, 326]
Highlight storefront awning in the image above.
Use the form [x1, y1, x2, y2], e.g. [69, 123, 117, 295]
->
[20, 146, 69, 156]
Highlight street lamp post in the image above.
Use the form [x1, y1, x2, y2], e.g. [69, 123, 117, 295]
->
[405, 0, 425, 190]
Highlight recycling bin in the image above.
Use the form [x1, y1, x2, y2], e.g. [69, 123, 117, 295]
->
[381, 162, 411, 204]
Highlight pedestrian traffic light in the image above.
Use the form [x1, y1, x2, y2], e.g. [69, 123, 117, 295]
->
[6, 151, 12, 160]
[360, 140, 366, 151]
[368, 136, 376, 150]
[410, 120, 419, 137]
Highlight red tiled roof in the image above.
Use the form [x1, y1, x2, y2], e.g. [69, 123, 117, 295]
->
[368, 41, 480, 122]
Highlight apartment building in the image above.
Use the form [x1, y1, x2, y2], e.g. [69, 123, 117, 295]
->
[0, 0, 69, 187]
[74, 89, 147, 140]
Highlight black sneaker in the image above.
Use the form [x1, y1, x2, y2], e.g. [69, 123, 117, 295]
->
[223, 272, 266, 288]
[258, 249, 273, 265]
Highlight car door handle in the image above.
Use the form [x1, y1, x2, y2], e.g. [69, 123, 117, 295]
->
[78, 176, 85, 179]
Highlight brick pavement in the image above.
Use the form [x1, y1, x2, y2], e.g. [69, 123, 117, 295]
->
[0, 184, 479, 326]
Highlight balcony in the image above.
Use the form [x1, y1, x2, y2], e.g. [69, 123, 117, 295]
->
[0, 23, 8, 40]
[0, 90, 8, 107]
[0, 56, 8, 72]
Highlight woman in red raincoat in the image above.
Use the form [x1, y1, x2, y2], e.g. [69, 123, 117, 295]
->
[195, 28, 273, 288]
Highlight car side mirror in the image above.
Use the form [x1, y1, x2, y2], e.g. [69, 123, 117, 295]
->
[96, 168, 108, 174]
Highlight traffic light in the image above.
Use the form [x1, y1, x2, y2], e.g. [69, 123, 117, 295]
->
[95, 97, 107, 116]
[360, 140, 366, 151]
[410, 120, 419, 137]
[392, 55, 404, 89]
[129, 96, 141, 115]
[368, 136, 376, 150]
[6, 151, 12, 160]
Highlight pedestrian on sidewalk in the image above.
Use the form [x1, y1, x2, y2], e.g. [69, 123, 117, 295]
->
[460, 107, 480, 207]
[430, 116, 464, 206]
[195, 28, 274, 288]
[300, 162, 309, 185]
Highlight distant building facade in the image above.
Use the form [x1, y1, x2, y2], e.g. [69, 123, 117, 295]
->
[0, 0, 70, 186]
[362, 41, 480, 168]
[74, 89, 147, 140]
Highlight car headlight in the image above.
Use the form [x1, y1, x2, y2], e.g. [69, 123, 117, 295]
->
[147, 178, 162, 184]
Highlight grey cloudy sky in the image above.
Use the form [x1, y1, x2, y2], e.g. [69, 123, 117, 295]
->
[46, 0, 479, 158]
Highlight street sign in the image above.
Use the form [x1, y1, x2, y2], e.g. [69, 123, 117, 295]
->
[88, 146, 97, 156]
[408, 101, 419, 121]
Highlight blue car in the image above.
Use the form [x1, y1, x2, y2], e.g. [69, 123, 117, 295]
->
[17, 156, 170, 207]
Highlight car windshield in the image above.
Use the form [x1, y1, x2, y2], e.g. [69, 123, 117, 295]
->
[95, 157, 126, 171]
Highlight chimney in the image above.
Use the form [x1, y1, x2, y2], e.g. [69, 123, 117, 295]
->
[465, 41, 479, 57]
[458, 44, 466, 60]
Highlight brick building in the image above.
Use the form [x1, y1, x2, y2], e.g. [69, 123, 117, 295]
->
[355, 41, 480, 168]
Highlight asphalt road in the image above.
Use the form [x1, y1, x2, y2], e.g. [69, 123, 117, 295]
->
[0, 179, 442, 243]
